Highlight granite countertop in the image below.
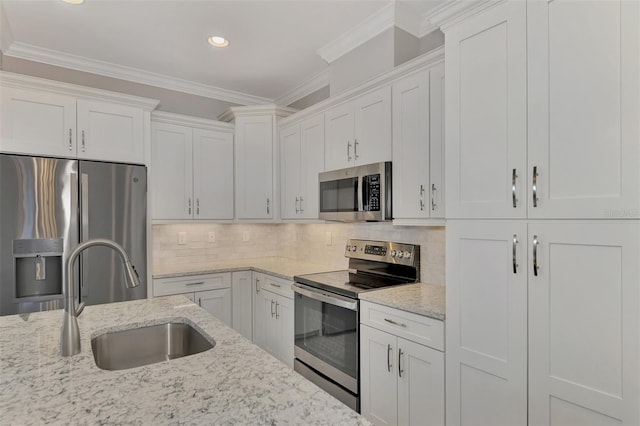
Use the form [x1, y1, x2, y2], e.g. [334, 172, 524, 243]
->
[153, 257, 340, 281]
[359, 283, 445, 321]
[0, 296, 369, 425]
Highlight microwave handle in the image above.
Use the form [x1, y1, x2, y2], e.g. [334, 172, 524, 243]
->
[293, 283, 358, 311]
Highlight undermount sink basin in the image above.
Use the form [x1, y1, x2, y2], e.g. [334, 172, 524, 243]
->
[91, 321, 214, 371]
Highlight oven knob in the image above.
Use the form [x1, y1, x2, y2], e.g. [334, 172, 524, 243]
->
[403, 251, 411, 259]
[350, 245, 357, 252]
[390, 250, 397, 258]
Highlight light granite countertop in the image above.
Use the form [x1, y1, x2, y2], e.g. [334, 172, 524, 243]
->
[359, 283, 445, 321]
[0, 296, 369, 425]
[153, 257, 340, 281]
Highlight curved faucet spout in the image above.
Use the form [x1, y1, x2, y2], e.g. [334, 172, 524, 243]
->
[61, 238, 141, 357]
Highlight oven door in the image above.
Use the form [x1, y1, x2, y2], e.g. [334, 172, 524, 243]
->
[293, 282, 359, 394]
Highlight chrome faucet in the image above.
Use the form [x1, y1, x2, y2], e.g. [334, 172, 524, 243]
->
[61, 238, 141, 357]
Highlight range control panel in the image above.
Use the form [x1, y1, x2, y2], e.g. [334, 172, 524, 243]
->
[345, 239, 419, 267]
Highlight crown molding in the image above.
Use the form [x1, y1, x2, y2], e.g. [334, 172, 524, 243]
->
[0, 3, 14, 53]
[0, 70, 160, 110]
[151, 111, 234, 132]
[280, 46, 444, 127]
[3, 41, 273, 105]
[217, 104, 298, 123]
[425, 0, 500, 32]
[273, 69, 331, 107]
[317, 3, 395, 64]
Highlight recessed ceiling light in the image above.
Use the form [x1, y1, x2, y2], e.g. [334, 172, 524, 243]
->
[62, 0, 84, 4]
[208, 36, 229, 48]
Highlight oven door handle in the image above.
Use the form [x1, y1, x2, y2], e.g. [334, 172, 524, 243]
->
[292, 283, 358, 311]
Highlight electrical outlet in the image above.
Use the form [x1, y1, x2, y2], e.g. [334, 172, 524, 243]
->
[325, 231, 332, 246]
[178, 232, 187, 245]
[243, 230, 250, 242]
[208, 232, 216, 243]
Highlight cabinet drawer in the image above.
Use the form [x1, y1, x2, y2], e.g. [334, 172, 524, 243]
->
[153, 273, 231, 297]
[259, 274, 293, 299]
[360, 301, 444, 351]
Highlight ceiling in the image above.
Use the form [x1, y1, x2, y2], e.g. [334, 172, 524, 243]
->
[0, 0, 444, 105]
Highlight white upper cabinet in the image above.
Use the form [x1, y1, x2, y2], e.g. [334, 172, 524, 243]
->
[445, 0, 639, 219]
[76, 99, 143, 163]
[0, 73, 156, 164]
[445, 1, 527, 219]
[353, 86, 392, 166]
[1, 87, 77, 158]
[151, 122, 193, 220]
[324, 86, 391, 171]
[151, 113, 234, 220]
[192, 128, 234, 219]
[280, 123, 302, 220]
[392, 63, 445, 220]
[280, 114, 325, 220]
[527, 0, 639, 218]
[235, 114, 273, 219]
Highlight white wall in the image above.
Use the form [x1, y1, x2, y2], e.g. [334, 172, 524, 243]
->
[152, 223, 445, 286]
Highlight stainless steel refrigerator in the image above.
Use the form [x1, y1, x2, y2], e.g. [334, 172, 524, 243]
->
[0, 154, 147, 316]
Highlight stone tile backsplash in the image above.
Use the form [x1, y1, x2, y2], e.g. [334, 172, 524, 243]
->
[152, 223, 445, 286]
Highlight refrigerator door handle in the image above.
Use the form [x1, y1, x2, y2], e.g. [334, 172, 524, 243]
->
[81, 173, 89, 295]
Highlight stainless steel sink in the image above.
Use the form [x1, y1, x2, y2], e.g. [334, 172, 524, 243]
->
[91, 321, 214, 371]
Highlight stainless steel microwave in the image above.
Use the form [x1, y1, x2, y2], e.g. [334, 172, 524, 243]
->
[318, 161, 392, 222]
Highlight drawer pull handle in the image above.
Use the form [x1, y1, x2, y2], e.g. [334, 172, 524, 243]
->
[185, 281, 205, 286]
[270, 283, 281, 288]
[384, 318, 407, 328]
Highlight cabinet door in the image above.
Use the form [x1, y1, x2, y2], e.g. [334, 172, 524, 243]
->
[252, 273, 266, 347]
[279, 123, 301, 219]
[299, 114, 325, 219]
[324, 103, 354, 171]
[528, 223, 640, 425]
[197, 288, 232, 327]
[258, 289, 278, 358]
[193, 128, 234, 219]
[446, 221, 528, 426]
[527, 0, 639, 219]
[354, 86, 391, 166]
[360, 324, 398, 426]
[231, 271, 253, 341]
[429, 63, 445, 218]
[445, 2, 527, 219]
[397, 337, 445, 426]
[274, 294, 294, 368]
[392, 70, 430, 219]
[77, 99, 144, 164]
[150, 122, 193, 219]
[235, 115, 273, 219]
[0, 87, 77, 158]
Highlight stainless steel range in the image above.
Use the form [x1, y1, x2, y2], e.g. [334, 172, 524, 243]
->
[293, 239, 420, 412]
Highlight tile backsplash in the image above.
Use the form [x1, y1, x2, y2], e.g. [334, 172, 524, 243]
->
[152, 223, 445, 286]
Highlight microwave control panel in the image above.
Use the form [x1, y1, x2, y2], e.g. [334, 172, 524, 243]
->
[362, 174, 380, 212]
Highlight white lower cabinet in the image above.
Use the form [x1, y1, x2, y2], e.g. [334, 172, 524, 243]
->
[360, 301, 445, 426]
[446, 221, 640, 425]
[254, 273, 294, 368]
[231, 271, 253, 341]
[153, 272, 232, 327]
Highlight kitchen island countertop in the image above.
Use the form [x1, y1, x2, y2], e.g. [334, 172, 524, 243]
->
[0, 295, 369, 425]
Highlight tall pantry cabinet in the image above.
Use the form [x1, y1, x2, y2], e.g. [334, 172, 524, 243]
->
[441, 1, 640, 425]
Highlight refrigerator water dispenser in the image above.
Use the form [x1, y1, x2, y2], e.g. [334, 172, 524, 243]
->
[13, 239, 63, 298]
